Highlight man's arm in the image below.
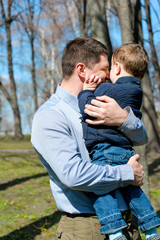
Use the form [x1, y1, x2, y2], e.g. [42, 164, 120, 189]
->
[31, 108, 142, 195]
[118, 107, 148, 145]
[84, 96, 148, 145]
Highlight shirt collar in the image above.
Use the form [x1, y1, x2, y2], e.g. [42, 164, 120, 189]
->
[54, 84, 80, 112]
[116, 76, 141, 85]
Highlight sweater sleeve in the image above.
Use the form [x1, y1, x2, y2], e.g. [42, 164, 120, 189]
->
[78, 83, 116, 121]
[78, 90, 97, 120]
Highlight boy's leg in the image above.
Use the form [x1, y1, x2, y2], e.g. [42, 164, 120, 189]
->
[120, 186, 160, 233]
[90, 144, 132, 238]
[89, 190, 127, 235]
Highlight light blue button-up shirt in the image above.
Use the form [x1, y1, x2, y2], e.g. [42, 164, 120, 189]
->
[31, 85, 148, 214]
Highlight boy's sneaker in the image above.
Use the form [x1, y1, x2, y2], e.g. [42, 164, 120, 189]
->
[145, 233, 160, 240]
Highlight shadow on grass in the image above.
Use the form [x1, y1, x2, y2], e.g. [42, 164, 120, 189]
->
[0, 172, 48, 191]
[148, 156, 160, 175]
[157, 210, 160, 217]
[0, 211, 61, 240]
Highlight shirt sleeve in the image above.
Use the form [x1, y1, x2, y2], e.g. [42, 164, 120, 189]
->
[31, 108, 134, 195]
[118, 107, 149, 145]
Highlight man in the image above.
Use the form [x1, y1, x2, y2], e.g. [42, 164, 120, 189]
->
[31, 37, 147, 240]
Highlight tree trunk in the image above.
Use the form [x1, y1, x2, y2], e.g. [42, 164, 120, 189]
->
[0, 0, 23, 138]
[88, 0, 112, 62]
[144, 0, 160, 91]
[133, 0, 143, 45]
[142, 73, 160, 153]
[131, 0, 151, 198]
[134, 145, 150, 199]
[27, 0, 38, 112]
[6, 25, 23, 138]
[76, 0, 89, 36]
[134, 0, 160, 154]
[64, 0, 80, 37]
[112, 0, 134, 43]
[31, 36, 38, 112]
[129, 0, 150, 198]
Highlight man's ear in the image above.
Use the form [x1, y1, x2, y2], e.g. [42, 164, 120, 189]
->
[76, 63, 86, 78]
[115, 62, 121, 76]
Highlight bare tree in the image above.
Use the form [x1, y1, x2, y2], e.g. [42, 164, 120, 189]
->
[21, 0, 69, 103]
[18, 0, 42, 112]
[144, 0, 160, 91]
[37, 0, 64, 98]
[88, 0, 112, 62]
[64, 0, 80, 37]
[139, 0, 160, 154]
[74, 0, 89, 36]
[0, 0, 23, 138]
[112, 0, 134, 43]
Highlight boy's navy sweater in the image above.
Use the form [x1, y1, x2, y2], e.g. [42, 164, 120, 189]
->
[78, 76, 142, 150]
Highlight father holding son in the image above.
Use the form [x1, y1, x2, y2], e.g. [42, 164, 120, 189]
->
[31, 37, 148, 240]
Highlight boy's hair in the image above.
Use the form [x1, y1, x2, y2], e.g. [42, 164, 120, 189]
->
[112, 43, 149, 80]
[62, 36, 108, 78]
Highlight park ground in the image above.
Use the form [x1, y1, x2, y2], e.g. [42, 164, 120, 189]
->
[0, 136, 160, 240]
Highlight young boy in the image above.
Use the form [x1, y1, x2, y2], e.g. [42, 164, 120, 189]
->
[78, 43, 160, 240]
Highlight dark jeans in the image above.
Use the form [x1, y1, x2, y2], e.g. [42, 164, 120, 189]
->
[89, 143, 160, 234]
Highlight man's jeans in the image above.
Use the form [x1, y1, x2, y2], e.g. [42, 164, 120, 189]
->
[89, 143, 160, 234]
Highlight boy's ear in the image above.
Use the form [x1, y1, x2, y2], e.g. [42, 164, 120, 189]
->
[115, 62, 121, 75]
[76, 63, 86, 78]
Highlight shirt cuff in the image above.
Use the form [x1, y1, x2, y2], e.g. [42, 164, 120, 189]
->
[118, 106, 137, 132]
[118, 164, 134, 187]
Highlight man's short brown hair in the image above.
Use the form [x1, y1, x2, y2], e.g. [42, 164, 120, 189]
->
[112, 43, 149, 80]
[62, 36, 109, 78]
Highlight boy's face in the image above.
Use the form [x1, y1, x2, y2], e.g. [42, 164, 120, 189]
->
[85, 54, 110, 82]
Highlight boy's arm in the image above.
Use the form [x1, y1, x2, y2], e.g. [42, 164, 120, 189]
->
[78, 90, 97, 120]
[78, 74, 102, 119]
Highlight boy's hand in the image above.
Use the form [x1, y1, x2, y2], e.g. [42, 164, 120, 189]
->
[83, 74, 102, 91]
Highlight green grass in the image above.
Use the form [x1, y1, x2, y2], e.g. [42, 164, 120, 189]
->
[0, 137, 160, 239]
[0, 149, 61, 239]
[0, 136, 33, 150]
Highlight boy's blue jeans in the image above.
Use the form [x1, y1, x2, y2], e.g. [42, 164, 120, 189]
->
[89, 143, 160, 235]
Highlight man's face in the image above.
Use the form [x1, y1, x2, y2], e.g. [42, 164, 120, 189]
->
[85, 54, 110, 82]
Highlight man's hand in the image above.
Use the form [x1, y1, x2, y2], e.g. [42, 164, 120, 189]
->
[84, 95, 128, 126]
[127, 154, 144, 186]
